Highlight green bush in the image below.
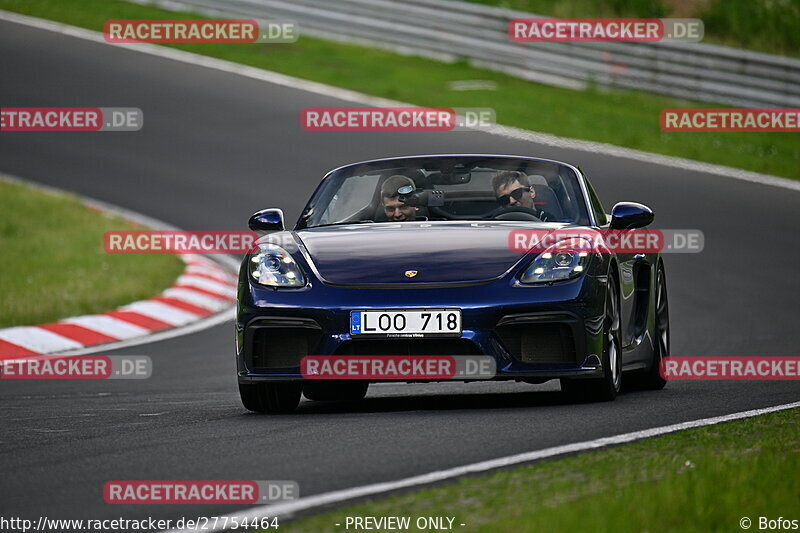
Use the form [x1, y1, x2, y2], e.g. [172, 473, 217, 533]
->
[701, 0, 800, 56]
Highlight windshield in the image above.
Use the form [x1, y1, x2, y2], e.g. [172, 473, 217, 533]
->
[299, 156, 592, 228]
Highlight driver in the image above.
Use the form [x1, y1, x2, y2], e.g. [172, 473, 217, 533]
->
[380, 175, 418, 222]
[492, 170, 536, 210]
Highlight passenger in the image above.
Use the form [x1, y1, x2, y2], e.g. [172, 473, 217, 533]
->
[380, 175, 418, 222]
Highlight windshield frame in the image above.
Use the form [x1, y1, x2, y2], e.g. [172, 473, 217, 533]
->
[295, 154, 595, 229]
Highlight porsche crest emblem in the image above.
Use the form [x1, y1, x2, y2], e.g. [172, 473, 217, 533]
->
[404, 270, 418, 278]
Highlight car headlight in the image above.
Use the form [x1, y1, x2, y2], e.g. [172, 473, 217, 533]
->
[250, 244, 306, 288]
[520, 238, 591, 284]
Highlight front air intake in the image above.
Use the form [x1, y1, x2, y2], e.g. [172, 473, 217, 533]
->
[496, 323, 576, 365]
[247, 327, 322, 370]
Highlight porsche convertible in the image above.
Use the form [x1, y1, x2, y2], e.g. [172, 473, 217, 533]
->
[236, 155, 670, 412]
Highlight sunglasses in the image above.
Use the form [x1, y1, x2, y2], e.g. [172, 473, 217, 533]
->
[496, 186, 531, 206]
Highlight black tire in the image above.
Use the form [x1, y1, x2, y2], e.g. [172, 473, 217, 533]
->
[239, 382, 302, 413]
[303, 381, 369, 402]
[561, 274, 622, 402]
[629, 263, 669, 390]
[239, 383, 266, 412]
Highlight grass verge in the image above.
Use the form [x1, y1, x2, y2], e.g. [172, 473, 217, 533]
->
[0, 0, 797, 180]
[465, 0, 800, 58]
[274, 407, 800, 533]
[0, 178, 184, 327]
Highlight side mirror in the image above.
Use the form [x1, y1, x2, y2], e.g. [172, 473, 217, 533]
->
[248, 208, 284, 233]
[609, 202, 654, 229]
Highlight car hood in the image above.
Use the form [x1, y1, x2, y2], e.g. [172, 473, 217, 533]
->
[295, 221, 568, 286]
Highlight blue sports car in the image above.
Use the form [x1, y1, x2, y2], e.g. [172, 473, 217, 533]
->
[236, 155, 670, 412]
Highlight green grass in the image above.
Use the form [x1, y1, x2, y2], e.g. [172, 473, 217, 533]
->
[465, 0, 800, 57]
[0, 178, 184, 327]
[274, 408, 800, 533]
[700, 0, 800, 57]
[1, 0, 798, 180]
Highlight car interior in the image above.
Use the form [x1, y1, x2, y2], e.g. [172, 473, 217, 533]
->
[307, 160, 590, 227]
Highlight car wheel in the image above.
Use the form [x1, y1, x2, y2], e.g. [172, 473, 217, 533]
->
[304, 381, 369, 402]
[239, 382, 302, 413]
[633, 263, 670, 390]
[561, 274, 622, 402]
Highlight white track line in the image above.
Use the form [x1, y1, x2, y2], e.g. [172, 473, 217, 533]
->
[0, 9, 798, 193]
[165, 400, 800, 531]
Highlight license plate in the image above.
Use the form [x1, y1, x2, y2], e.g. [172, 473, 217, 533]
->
[350, 309, 462, 337]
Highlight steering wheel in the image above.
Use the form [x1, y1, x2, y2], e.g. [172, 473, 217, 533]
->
[482, 206, 542, 221]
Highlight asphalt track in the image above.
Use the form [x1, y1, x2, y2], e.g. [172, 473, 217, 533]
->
[1, 19, 799, 526]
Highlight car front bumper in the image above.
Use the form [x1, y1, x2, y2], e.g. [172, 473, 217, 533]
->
[236, 273, 608, 384]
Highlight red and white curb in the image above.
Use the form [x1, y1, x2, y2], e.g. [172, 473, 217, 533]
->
[0, 254, 237, 360]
